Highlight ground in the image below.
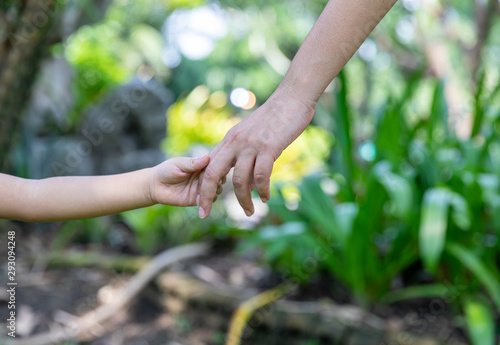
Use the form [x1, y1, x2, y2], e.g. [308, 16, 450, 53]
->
[0, 222, 467, 345]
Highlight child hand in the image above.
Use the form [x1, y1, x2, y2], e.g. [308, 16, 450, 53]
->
[149, 155, 225, 207]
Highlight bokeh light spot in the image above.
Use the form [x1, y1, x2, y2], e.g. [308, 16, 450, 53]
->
[230, 88, 249, 108]
[241, 91, 256, 110]
[359, 141, 377, 161]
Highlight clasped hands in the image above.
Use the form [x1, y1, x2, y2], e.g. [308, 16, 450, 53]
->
[194, 89, 315, 219]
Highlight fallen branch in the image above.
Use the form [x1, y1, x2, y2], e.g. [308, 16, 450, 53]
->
[6, 242, 210, 345]
[158, 271, 386, 343]
[158, 271, 465, 345]
[225, 281, 295, 345]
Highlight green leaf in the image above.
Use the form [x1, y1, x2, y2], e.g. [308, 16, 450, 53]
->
[299, 177, 341, 244]
[429, 80, 449, 140]
[331, 70, 355, 200]
[463, 297, 495, 345]
[449, 192, 471, 230]
[471, 70, 486, 137]
[419, 188, 451, 272]
[446, 243, 500, 311]
[333, 202, 358, 246]
[419, 188, 471, 272]
[373, 161, 413, 219]
[380, 284, 447, 304]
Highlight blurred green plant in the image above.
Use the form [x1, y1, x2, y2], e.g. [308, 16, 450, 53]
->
[121, 202, 229, 254]
[59, 0, 206, 130]
[240, 68, 500, 343]
[52, 218, 110, 248]
[163, 85, 331, 182]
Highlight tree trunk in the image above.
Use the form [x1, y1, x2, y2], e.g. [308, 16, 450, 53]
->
[0, 0, 62, 173]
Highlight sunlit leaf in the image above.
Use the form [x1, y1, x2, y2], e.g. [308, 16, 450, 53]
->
[419, 188, 471, 272]
[463, 297, 495, 345]
[419, 188, 451, 272]
[333, 202, 358, 246]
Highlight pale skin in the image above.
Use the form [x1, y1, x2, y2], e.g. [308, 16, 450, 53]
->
[0, 155, 224, 222]
[197, 0, 398, 218]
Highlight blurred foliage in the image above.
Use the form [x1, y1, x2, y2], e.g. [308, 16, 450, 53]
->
[233, 6, 500, 344]
[121, 203, 229, 254]
[243, 71, 500, 311]
[64, 24, 131, 125]
[164, 85, 330, 182]
[163, 85, 238, 155]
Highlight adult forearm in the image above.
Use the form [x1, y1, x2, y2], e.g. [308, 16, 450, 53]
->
[18, 170, 154, 222]
[279, 0, 397, 105]
[196, 0, 398, 218]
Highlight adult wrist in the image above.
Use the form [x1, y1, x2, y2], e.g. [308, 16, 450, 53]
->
[273, 81, 318, 113]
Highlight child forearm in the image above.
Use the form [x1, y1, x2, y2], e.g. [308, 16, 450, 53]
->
[0, 170, 155, 222]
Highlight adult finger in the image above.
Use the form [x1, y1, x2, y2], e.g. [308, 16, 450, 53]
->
[254, 154, 274, 203]
[198, 154, 234, 218]
[216, 181, 223, 195]
[232, 155, 256, 217]
[195, 141, 226, 207]
[249, 176, 256, 192]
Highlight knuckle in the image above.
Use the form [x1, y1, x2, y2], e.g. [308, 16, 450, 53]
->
[257, 128, 275, 148]
[232, 175, 246, 189]
[254, 172, 268, 183]
[204, 167, 218, 182]
[227, 128, 244, 144]
[247, 134, 259, 147]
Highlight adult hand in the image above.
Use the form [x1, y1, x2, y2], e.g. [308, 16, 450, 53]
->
[197, 87, 316, 218]
[195, 0, 397, 218]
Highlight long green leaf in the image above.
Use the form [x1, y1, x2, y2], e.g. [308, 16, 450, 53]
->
[333, 202, 358, 247]
[463, 297, 495, 345]
[419, 188, 471, 272]
[332, 70, 355, 200]
[446, 243, 500, 311]
[373, 161, 413, 219]
[471, 70, 486, 137]
[429, 80, 449, 140]
[419, 188, 451, 272]
[299, 177, 341, 244]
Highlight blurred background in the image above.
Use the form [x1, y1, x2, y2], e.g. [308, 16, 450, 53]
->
[1, 0, 500, 344]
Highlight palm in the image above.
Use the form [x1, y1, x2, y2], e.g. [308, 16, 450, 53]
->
[154, 170, 202, 207]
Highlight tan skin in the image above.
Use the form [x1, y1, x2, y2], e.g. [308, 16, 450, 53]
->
[197, 0, 398, 218]
[0, 155, 224, 222]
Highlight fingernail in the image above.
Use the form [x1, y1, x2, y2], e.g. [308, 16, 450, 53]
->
[196, 194, 200, 206]
[244, 209, 253, 217]
[199, 206, 206, 219]
[260, 196, 268, 203]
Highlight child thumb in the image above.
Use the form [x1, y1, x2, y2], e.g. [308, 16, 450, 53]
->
[180, 154, 210, 172]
